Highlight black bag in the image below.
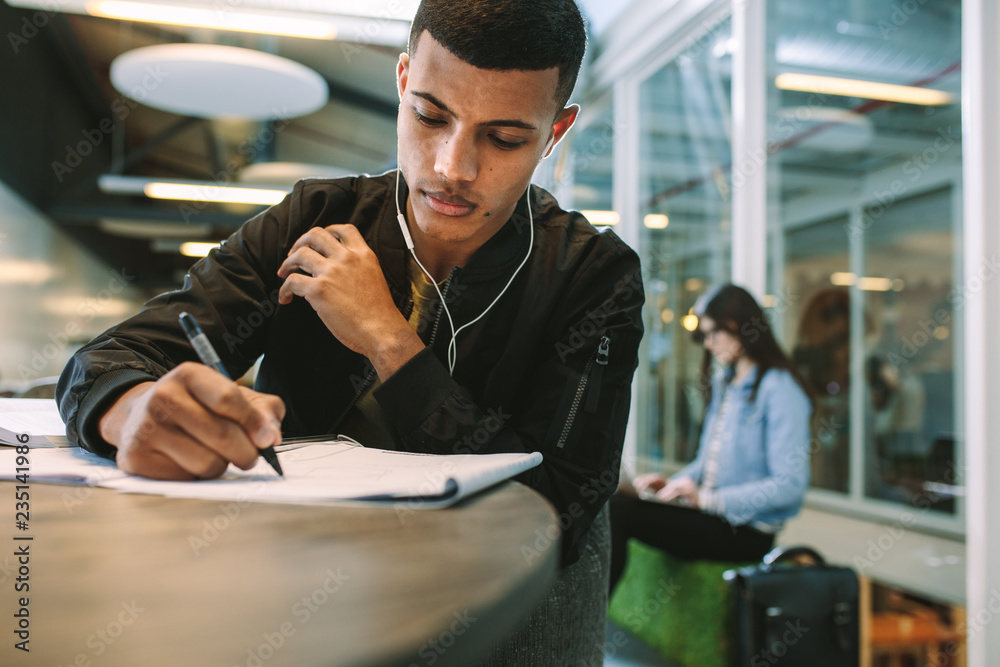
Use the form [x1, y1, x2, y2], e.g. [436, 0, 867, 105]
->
[724, 545, 859, 667]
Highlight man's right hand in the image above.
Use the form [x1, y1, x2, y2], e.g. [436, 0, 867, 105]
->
[97, 362, 285, 480]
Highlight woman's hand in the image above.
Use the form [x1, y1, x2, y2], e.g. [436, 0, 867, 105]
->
[632, 472, 668, 495]
[657, 476, 700, 507]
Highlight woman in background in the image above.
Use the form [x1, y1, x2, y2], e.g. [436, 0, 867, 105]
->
[609, 284, 813, 592]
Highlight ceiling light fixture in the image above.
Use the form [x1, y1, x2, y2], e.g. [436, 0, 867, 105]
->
[179, 242, 222, 257]
[775, 73, 954, 106]
[145, 182, 286, 205]
[581, 210, 620, 226]
[99, 174, 288, 205]
[86, 1, 337, 39]
[644, 213, 669, 229]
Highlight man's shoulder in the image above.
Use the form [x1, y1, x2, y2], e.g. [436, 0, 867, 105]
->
[291, 171, 394, 205]
[531, 185, 638, 263]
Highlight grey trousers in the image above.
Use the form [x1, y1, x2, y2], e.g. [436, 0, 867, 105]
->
[479, 502, 611, 667]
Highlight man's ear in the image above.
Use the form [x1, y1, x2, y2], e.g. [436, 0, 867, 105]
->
[396, 53, 410, 101]
[542, 104, 580, 159]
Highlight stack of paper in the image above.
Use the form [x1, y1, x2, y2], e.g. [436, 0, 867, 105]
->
[0, 398, 70, 447]
[0, 441, 543, 508]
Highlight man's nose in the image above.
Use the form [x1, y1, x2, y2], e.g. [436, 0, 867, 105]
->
[434, 132, 478, 183]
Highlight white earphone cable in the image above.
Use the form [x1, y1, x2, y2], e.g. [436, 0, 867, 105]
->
[394, 168, 533, 374]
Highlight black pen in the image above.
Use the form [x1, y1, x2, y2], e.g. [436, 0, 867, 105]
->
[178, 312, 284, 476]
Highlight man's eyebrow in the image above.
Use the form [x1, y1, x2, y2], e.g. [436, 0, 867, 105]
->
[411, 91, 538, 131]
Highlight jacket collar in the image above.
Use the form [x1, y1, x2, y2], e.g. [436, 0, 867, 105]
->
[374, 171, 535, 297]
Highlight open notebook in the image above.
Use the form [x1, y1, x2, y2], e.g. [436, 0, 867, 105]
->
[0, 398, 70, 447]
[0, 440, 543, 508]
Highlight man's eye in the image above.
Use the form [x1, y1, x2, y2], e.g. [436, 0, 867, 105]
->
[413, 110, 445, 126]
[490, 135, 523, 150]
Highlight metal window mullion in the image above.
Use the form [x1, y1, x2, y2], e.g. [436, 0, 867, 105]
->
[731, 0, 767, 298]
[963, 0, 1000, 662]
[848, 205, 866, 502]
[615, 75, 643, 474]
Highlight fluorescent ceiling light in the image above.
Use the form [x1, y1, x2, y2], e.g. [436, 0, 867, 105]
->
[857, 276, 893, 292]
[829, 272, 894, 291]
[775, 73, 954, 106]
[0, 260, 57, 285]
[99, 174, 288, 205]
[830, 272, 856, 286]
[145, 182, 287, 205]
[582, 210, 620, 226]
[86, 1, 337, 39]
[644, 214, 669, 229]
[180, 242, 221, 257]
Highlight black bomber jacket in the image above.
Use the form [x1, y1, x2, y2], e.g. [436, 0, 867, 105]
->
[56, 171, 645, 565]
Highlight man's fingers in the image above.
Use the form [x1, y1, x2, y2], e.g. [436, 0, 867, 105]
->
[324, 224, 366, 250]
[168, 391, 261, 470]
[175, 364, 280, 448]
[117, 426, 229, 480]
[277, 245, 333, 279]
[286, 226, 346, 258]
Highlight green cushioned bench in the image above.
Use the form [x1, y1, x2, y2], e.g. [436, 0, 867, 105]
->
[608, 539, 755, 667]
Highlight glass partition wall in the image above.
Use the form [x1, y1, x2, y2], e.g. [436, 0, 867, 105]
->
[637, 19, 734, 467]
[765, 0, 963, 529]
[563, 0, 963, 534]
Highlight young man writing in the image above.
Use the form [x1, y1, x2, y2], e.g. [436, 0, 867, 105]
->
[57, 0, 644, 571]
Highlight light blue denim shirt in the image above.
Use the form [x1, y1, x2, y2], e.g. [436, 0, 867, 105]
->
[674, 365, 812, 530]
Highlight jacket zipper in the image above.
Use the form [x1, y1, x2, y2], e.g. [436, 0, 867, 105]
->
[556, 334, 610, 449]
[329, 268, 455, 434]
[428, 269, 456, 347]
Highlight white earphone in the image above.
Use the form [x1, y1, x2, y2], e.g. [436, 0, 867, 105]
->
[394, 168, 534, 375]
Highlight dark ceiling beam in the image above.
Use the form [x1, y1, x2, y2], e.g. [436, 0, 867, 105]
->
[45, 15, 113, 122]
[324, 77, 398, 118]
[48, 203, 257, 227]
[120, 116, 203, 173]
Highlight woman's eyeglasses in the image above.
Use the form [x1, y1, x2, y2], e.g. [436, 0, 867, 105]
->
[692, 326, 723, 346]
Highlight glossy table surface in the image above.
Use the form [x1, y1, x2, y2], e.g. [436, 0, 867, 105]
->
[0, 479, 559, 666]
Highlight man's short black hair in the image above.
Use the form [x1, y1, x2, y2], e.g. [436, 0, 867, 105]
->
[407, 0, 588, 111]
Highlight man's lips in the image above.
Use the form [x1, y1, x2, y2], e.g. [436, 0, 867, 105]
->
[423, 190, 476, 217]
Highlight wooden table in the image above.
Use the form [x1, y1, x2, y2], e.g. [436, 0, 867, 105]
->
[0, 480, 559, 667]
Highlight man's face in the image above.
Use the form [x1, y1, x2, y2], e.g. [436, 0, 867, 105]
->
[396, 31, 577, 251]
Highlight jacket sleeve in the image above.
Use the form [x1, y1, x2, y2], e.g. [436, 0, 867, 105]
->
[714, 372, 812, 525]
[374, 233, 644, 566]
[55, 180, 335, 459]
